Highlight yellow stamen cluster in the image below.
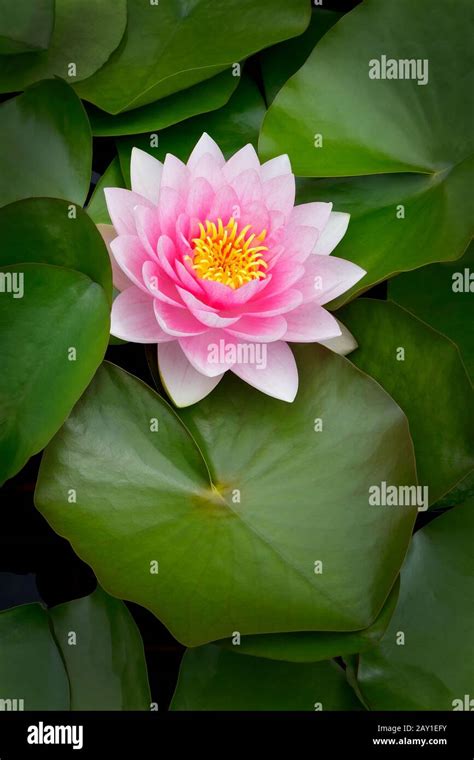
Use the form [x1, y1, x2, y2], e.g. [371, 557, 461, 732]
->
[187, 217, 268, 289]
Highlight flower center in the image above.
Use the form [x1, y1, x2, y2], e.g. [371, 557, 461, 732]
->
[187, 217, 268, 289]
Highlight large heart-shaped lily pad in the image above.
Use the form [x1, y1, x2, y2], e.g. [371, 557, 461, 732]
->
[36, 346, 417, 646]
[389, 241, 474, 382]
[260, 0, 474, 298]
[0, 80, 92, 207]
[171, 645, 362, 711]
[0, 263, 109, 484]
[89, 70, 239, 137]
[339, 299, 474, 504]
[0, 585, 150, 710]
[75, 0, 310, 113]
[118, 75, 266, 187]
[356, 501, 474, 710]
[215, 578, 399, 663]
[0, 0, 54, 54]
[0, 0, 127, 91]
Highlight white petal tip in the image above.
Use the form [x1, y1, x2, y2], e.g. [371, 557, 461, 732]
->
[319, 319, 358, 356]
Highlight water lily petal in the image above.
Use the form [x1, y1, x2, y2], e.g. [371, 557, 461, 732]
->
[130, 147, 163, 204]
[111, 287, 172, 343]
[158, 341, 224, 407]
[284, 302, 342, 342]
[231, 341, 298, 402]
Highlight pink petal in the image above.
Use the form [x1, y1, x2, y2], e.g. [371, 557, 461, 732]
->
[180, 330, 236, 376]
[283, 302, 341, 343]
[111, 287, 172, 343]
[110, 235, 149, 292]
[263, 174, 295, 220]
[154, 300, 208, 337]
[191, 152, 225, 191]
[237, 201, 270, 234]
[142, 260, 184, 307]
[158, 341, 224, 407]
[185, 177, 215, 219]
[281, 225, 319, 263]
[245, 289, 303, 317]
[97, 223, 132, 291]
[289, 201, 332, 230]
[134, 206, 161, 260]
[260, 260, 305, 297]
[160, 153, 189, 194]
[104, 188, 154, 235]
[176, 286, 240, 327]
[313, 212, 350, 255]
[260, 154, 291, 182]
[208, 184, 240, 223]
[231, 341, 298, 402]
[173, 213, 192, 258]
[198, 276, 272, 310]
[158, 187, 185, 238]
[299, 254, 366, 305]
[230, 169, 263, 207]
[225, 315, 287, 342]
[130, 148, 163, 205]
[187, 133, 225, 171]
[175, 260, 205, 296]
[268, 210, 286, 233]
[156, 235, 180, 282]
[222, 144, 260, 182]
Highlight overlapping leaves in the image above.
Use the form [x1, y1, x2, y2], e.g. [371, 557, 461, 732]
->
[260, 0, 474, 302]
[0, 586, 150, 710]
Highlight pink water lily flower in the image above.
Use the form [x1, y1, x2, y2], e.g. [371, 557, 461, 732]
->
[99, 134, 365, 406]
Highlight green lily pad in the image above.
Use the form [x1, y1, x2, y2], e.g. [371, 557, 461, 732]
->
[389, 241, 474, 382]
[0, 0, 54, 55]
[260, 9, 342, 104]
[75, 0, 310, 114]
[0, 0, 127, 91]
[36, 346, 417, 646]
[49, 586, 151, 710]
[170, 645, 363, 711]
[87, 158, 125, 225]
[0, 263, 109, 485]
[215, 578, 399, 663]
[356, 501, 474, 710]
[89, 70, 239, 137]
[339, 299, 474, 505]
[0, 586, 150, 710]
[0, 80, 92, 208]
[260, 0, 474, 299]
[118, 75, 266, 187]
[0, 198, 112, 301]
